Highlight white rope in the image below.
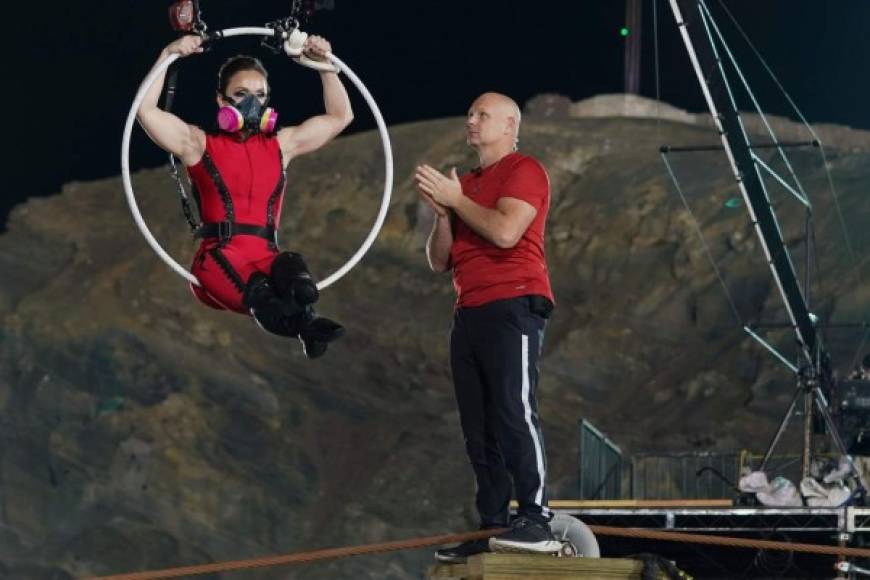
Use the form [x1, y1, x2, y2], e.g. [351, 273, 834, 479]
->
[121, 27, 393, 290]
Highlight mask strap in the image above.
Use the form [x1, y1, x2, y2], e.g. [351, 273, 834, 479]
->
[220, 93, 270, 107]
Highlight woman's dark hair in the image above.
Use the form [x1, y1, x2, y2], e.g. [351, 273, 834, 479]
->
[217, 55, 269, 96]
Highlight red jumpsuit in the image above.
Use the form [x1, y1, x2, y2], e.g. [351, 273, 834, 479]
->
[186, 132, 286, 312]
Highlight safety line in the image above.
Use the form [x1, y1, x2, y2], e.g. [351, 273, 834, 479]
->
[89, 524, 870, 579]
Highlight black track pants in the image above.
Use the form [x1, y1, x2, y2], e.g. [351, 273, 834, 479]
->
[450, 296, 551, 527]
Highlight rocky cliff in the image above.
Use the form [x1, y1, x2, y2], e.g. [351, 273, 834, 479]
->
[1, 97, 868, 578]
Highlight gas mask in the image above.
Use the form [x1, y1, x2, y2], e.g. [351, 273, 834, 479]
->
[217, 93, 278, 134]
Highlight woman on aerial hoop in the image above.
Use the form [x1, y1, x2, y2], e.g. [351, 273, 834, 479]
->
[137, 34, 351, 359]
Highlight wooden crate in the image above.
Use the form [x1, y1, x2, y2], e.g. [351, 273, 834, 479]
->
[427, 553, 668, 580]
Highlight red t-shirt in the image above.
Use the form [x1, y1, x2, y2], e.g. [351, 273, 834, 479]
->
[450, 152, 554, 308]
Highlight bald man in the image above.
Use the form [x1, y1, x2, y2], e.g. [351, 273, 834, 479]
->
[415, 93, 559, 562]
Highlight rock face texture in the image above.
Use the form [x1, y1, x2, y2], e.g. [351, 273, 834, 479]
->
[1, 97, 868, 578]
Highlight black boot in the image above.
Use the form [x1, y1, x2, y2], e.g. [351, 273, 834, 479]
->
[243, 273, 298, 336]
[245, 271, 344, 359]
[292, 307, 345, 359]
[272, 251, 319, 306]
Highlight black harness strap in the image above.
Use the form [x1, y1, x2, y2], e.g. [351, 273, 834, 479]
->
[195, 222, 277, 245]
[200, 151, 235, 226]
[170, 155, 201, 232]
[208, 247, 246, 293]
[265, 166, 287, 250]
[163, 61, 202, 232]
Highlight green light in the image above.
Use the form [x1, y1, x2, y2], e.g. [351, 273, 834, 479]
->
[724, 197, 742, 209]
[620, 26, 630, 37]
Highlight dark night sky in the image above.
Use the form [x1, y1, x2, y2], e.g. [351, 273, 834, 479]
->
[7, 1, 870, 228]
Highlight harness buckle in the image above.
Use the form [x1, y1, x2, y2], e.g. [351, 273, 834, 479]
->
[217, 220, 234, 242]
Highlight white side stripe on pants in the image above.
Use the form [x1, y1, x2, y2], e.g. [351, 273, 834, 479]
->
[521, 333, 549, 516]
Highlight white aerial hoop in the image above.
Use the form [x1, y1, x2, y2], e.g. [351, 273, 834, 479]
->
[121, 26, 393, 290]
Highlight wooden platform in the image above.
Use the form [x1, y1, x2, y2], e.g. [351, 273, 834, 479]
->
[510, 498, 733, 509]
[427, 554, 668, 580]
